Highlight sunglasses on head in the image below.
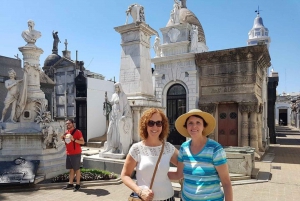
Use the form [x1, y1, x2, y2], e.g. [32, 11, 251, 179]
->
[147, 120, 163, 127]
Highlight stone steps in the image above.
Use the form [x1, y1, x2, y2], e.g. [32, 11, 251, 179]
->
[87, 134, 107, 148]
[87, 142, 104, 148]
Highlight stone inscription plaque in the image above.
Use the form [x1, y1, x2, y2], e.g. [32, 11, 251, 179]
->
[201, 75, 255, 86]
[0, 158, 40, 184]
[202, 85, 254, 95]
[201, 61, 254, 76]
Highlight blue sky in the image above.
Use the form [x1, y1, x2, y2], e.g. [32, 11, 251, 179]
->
[1, 0, 299, 95]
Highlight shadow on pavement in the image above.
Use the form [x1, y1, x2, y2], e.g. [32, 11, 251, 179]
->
[275, 138, 300, 145]
[0, 195, 7, 201]
[79, 188, 110, 197]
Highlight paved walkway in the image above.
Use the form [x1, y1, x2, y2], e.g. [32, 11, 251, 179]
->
[1, 126, 300, 200]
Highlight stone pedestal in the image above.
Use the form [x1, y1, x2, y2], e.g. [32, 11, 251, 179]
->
[114, 23, 157, 98]
[115, 22, 164, 143]
[0, 122, 66, 179]
[18, 45, 44, 97]
[224, 146, 255, 177]
[18, 45, 47, 123]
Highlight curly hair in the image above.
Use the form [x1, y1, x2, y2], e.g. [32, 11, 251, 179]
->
[139, 108, 169, 141]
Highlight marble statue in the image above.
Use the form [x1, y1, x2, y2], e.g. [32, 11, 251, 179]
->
[15, 62, 30, 120]
[103, 82, 132, 154]
[170, 0, 181, 25]
[119, 98, 133, 155]
[125, 4, 145, 25]
[190, 25, 199, 52]
[21, 20, 41, 45]
[0, 69, 23, 123]
[52, 31, 61, 53]
[153, 36, 161, 57]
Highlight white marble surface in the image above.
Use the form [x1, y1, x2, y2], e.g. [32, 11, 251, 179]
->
[226, 151, 255, 176]
[115, 23, 157, 98]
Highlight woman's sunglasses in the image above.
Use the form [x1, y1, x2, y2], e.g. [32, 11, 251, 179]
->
[147, 120, 163, 127]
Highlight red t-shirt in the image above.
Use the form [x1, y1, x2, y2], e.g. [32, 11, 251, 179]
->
[65, 128, 83, 155]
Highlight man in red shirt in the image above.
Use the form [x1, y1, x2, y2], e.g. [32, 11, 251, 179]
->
[61, 119, 85, 192]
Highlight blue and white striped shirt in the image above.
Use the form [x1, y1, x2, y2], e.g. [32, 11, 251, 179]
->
[178, 138, 227, 201]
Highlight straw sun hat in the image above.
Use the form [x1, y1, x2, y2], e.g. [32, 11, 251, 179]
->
[175, 109, 216, 137]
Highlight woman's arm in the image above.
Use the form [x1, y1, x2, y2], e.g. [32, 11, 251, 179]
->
[170, 148, 179, 166]
[215, 163, 233, 201]
[168, 161, 184, 180]
[121, 154, 154, 200]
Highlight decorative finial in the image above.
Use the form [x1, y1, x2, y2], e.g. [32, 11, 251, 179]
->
[255, 6, 262, 15]
[64, 39, 68, 51]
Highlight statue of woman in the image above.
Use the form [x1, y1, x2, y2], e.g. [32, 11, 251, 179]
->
[172, 0, 181, 24]
[52, 31, 61, 53]
[190, 25, 199, 52]
[103, 82, 132, 154]
[153, 36, 161, 57]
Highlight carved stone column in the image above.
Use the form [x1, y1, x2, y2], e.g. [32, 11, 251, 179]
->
[199, 103, 216, 139]
[239, 104, 250, 146]
[250, 111, 259, 152]
[257, 104, 264, 151]
[246, 103, 259, 152]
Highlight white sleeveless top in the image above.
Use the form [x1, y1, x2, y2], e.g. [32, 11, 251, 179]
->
[129, 141, 175, 200]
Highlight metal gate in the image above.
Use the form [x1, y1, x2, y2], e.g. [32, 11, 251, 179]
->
[218, 103, 238, 146]
[167, 84, 186, 145]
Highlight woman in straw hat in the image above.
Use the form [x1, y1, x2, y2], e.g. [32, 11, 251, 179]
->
[168, 109, 233, 201]
[121, 108, 178, 201]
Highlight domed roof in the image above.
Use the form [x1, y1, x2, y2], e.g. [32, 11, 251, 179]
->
[166, 7, 206, 45]
[44, 53, 61, 67]
[253, 15, 265, 28]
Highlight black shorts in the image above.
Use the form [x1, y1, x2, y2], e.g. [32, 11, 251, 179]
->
[66, 154, 81, 171]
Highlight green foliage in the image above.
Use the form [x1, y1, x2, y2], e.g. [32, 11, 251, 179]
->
[51, 168, 117, 183]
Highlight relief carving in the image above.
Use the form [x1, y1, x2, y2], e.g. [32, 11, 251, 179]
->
[239, 103, 259, 113]
[241, 121, 248, 129]
[249, 134, 258, 140]
[121, 31, 139, 43]
[195, 45, 270, 68]
[168, 28, 180, 43]
[249, 122, 257, 129]
[198, 103, 216, 114]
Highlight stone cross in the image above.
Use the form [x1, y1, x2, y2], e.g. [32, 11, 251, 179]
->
[64, 39, 68, 51]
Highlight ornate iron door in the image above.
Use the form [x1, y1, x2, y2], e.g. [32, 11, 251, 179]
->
[167, 84, 186, 145]
[218, 104, 238, 146]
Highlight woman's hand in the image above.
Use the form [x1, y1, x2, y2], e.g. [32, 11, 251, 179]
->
[140, 188, 154, 201]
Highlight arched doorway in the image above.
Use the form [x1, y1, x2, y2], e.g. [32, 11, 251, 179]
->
[279, 108, 288, 126]
[166, 84, 186, 145]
